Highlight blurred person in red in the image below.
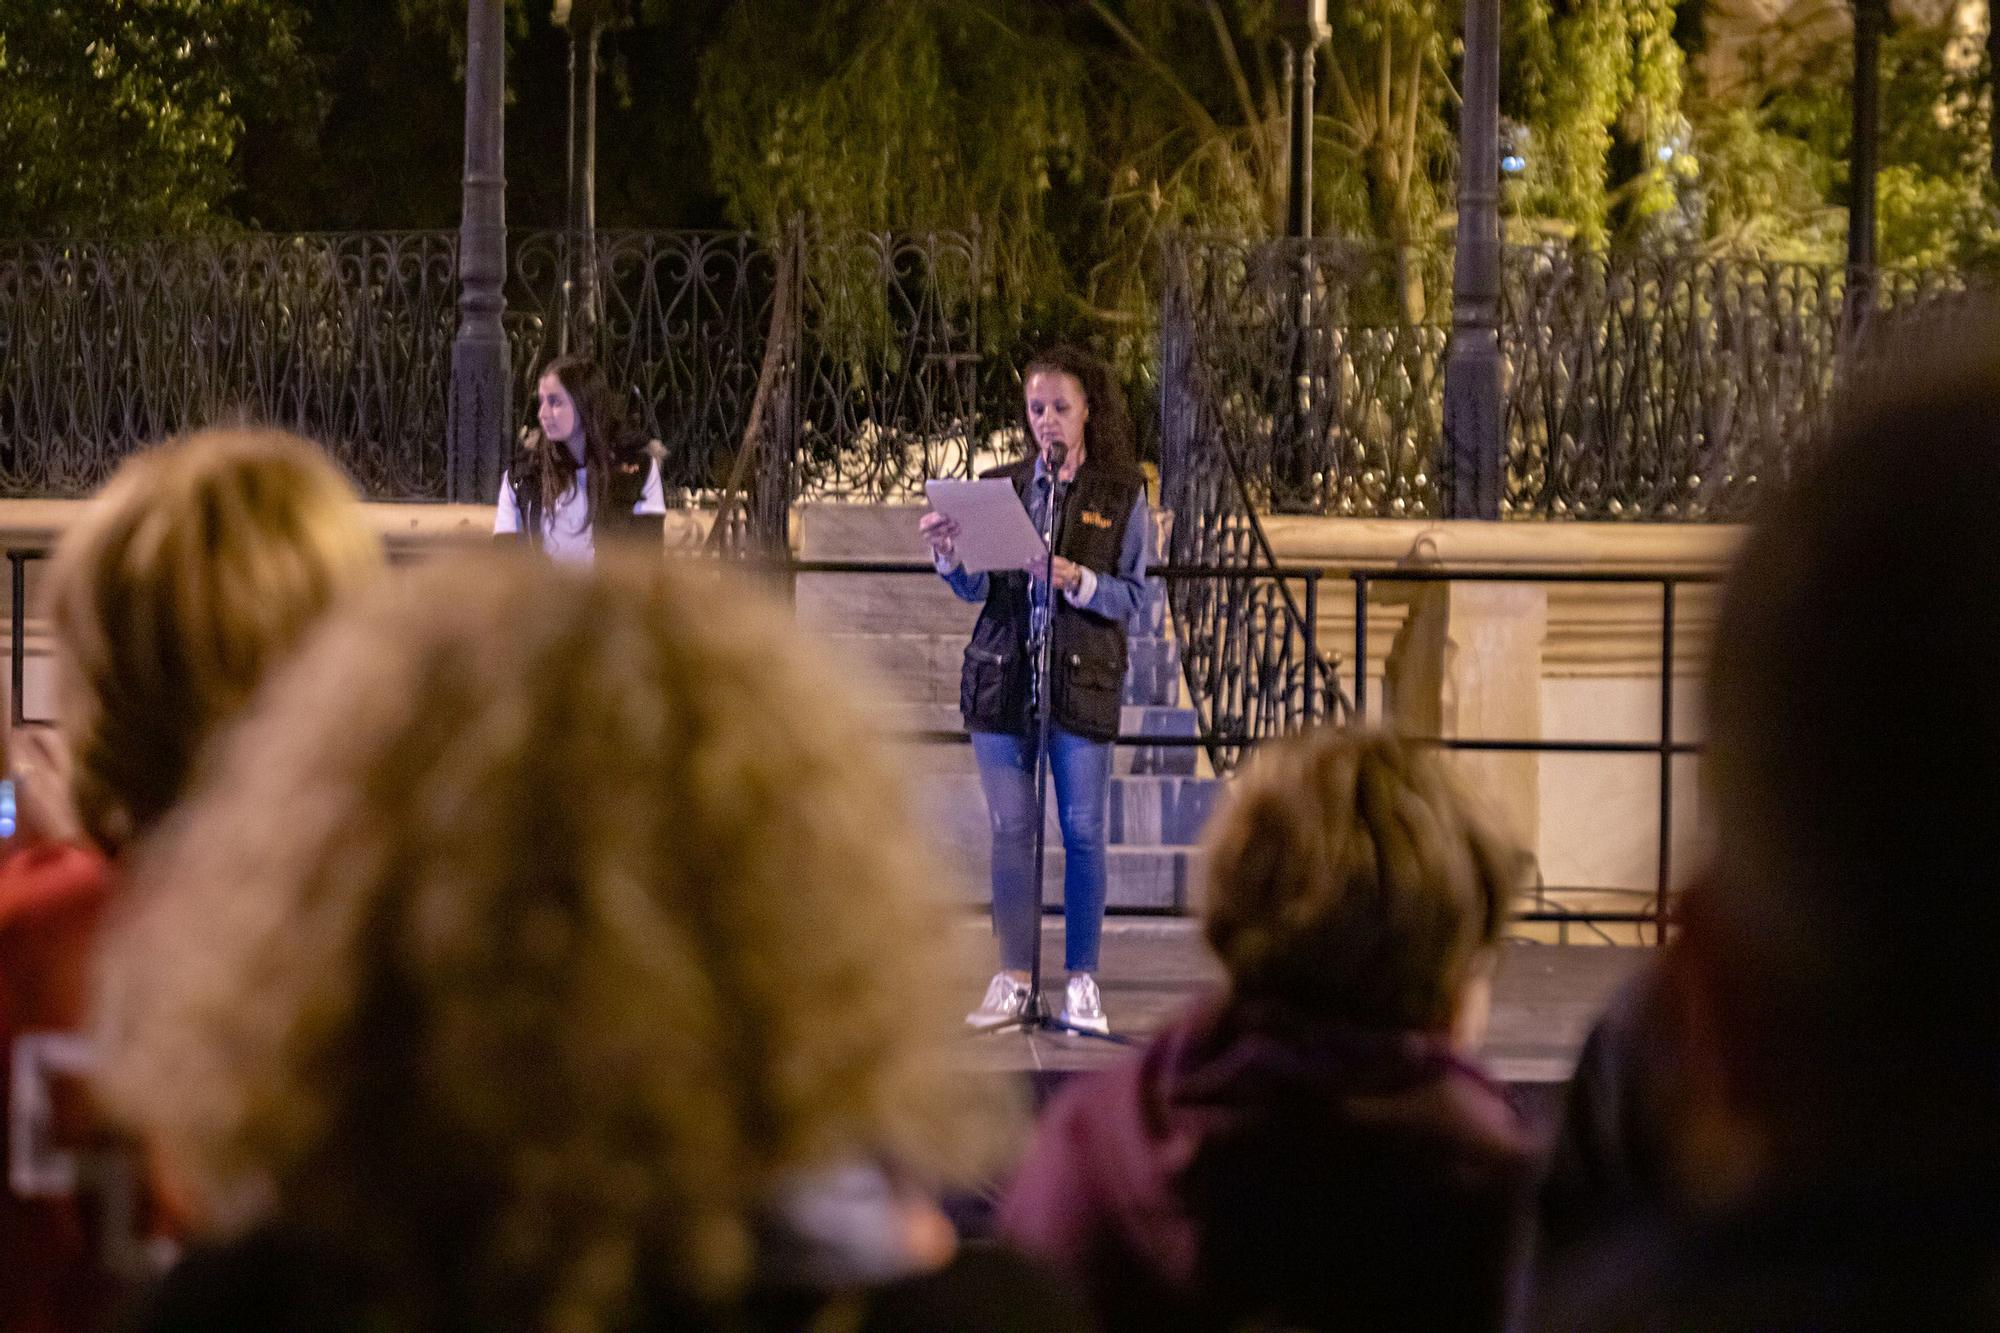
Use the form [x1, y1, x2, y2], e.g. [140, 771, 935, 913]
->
[0, 681, 110, 1330]
[0, 429, 380, 1331]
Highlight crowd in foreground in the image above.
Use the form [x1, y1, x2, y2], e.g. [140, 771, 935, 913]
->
[4, 301, 2000, 1332]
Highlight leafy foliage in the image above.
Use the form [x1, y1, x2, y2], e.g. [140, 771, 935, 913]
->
[12, 0, 1999, 293]
[1682, 16, 2000, 266]
[1680, 101, 1842, 258]
[700, 0, 1685, 336]
[1504, 0, 1686, 242]
[0, 0, 314, 235]
[701, 0, 1088, 334]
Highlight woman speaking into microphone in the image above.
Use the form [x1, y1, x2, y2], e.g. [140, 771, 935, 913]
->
[920, 346, 1153, 1035]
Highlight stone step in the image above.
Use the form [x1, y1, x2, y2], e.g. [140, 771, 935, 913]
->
[794, 499, 1173, 568]
[793, 567, 1172, 639]
[794, 501, 935, 560]
[882, 700, 1197, 737]
[1125, 634, 1182, 707]
[795, 570, 983, 638]
[790, 500, 1182, 706]
[896, 738, 1202, 779]
[820, 632, 963, 708]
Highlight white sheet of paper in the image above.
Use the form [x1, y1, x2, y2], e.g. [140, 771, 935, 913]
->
[924, 478, 1047, 573]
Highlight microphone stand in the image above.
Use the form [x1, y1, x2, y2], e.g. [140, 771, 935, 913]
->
[1023, 462, 1065, 1030]
[988, 447, 1129, 1044]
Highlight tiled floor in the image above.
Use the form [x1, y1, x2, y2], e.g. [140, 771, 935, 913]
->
[951, 917, 1649, 1085]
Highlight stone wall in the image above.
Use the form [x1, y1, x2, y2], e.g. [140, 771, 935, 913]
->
[1265, 517, 1741, 911]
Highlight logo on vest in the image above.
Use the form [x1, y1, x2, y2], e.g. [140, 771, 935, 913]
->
[1080, 509, 1114, 529]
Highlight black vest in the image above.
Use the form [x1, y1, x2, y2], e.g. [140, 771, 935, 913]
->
[960, 456, 1146, 742]
[595, 445, 656, 541]
[509, 442, 654, 545]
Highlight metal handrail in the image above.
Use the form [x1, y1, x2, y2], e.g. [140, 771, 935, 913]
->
[5, 546, 1710, 938]
[1349, 564, 1721, 938]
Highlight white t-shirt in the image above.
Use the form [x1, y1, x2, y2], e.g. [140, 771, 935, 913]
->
[493, 458, 668, 564]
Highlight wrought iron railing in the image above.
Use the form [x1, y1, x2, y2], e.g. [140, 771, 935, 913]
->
[503, 227, 994, 552]
[1168, 236, 1970, 522]
[1159, 237, 1349, 774]
[795, 229, 986, 501]
[0, 231, 458, 499]
[1503, 251, 1967, 519]
[1159, 235, 1449, 518]
[502, 229, 796, 556]
[0, 227, 1004, 533]
[510, 230, 785, 502]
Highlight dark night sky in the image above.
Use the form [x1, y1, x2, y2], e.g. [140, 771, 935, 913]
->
[235, 3, 730, 233]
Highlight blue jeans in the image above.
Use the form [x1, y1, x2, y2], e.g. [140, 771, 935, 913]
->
[970, 727, 1112, 974]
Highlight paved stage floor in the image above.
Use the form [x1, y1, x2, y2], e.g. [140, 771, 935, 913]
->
[952, 918, 1649, 1089]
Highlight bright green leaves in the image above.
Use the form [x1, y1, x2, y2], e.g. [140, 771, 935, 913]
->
[0, 0, 313, 235]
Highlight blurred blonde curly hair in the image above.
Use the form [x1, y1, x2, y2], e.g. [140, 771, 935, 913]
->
[44, 426, 382, 852]
[96, 552, 1008, 1331]
[1201, 728, 1524, 1031]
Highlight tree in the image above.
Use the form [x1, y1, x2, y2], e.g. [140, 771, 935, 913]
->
[234, 0, 469, 230]
[700, 0, 1089, 332]
[1506, 0, 1687, 242]
[1682, 9, 2000, 266]
[0, 0, 314, 235]
[379, 0, 736, 229]
[697, 0, 1688, 338]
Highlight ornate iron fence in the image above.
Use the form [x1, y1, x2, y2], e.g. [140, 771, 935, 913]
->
[499, 227, 993, 551]
[4, 227, 1972, 525]
[795, 229, 985, 500]
[1160, 235, 1449, 518]
[1169, 236, 1969, 523]
[1503, 251, 1967, 519]
[0, 232, 457, 498]
[1159, 237, 1349, 773]
[0, 227, 1000, 526]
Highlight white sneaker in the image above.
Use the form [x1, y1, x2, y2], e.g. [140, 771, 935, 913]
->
[1060, 972, 1110, 1035]
[965, 972, 1031, 1030]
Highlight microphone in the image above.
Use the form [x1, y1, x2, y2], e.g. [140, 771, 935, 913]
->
[1042, 437, 1068, 474]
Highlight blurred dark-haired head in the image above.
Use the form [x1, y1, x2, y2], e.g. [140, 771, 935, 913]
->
[1702, 296, 2000, 1099]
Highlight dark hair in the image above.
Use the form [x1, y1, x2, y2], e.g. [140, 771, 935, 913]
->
[511, 356, 643, 547]
[1702, 298, 2000, 1071]
[1019, 344, 1136, 471]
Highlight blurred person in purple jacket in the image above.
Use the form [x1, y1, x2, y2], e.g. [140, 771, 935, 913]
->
[999, 728, 1536, 1332]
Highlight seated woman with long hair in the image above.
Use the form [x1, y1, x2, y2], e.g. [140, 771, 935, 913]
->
[495, 355, 668, 561]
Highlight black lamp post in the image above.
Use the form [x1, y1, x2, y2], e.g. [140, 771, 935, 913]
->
[1270, 0, 1331, 505]
[1278, 0, 1330, 239]
[449, 0, 511, 504]
[1442, 0, 1502, 519]
[1845, 0, 1887, 325]
[554, 0, 604, 354]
